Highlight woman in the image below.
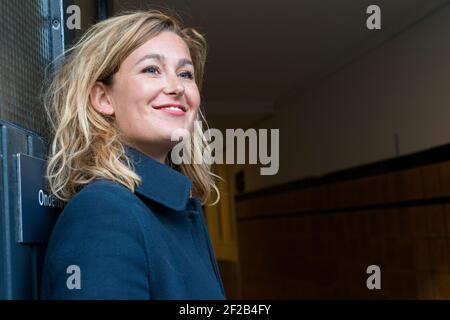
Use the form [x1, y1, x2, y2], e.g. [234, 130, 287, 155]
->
[40, 9, 225, 300]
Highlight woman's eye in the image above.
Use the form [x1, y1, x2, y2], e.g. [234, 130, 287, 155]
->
[143, 66, 160, 74]
[179, 71, 194, 80]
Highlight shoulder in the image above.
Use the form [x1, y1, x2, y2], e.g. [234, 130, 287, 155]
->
[59, 178, 153, 223]
[47, 178, 146, 250]
[66, 179, 137, 211]
[41, 179, 150, 299]
[50, 179, 145, 239]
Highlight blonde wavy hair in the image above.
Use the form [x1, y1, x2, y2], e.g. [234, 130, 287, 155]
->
[44, 9, 221, 206]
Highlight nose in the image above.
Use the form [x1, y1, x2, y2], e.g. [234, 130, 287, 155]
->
[163, 74, 185, 96]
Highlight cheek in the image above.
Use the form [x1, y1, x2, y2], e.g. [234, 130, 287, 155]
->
[187, 89, 201, 133]
[114, 80, 159, 114]
[186, 84, 201, 110]
[111, 88, 146, 131]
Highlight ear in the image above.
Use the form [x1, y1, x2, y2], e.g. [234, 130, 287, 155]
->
[90, 81, 115, 116]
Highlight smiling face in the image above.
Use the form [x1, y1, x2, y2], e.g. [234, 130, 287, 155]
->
[90, 31, 200, 163]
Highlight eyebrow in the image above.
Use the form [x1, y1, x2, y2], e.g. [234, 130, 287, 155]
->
[135, 54, 193, 69]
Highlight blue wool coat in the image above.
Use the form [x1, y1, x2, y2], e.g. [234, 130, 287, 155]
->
[40, 145, 226, 300]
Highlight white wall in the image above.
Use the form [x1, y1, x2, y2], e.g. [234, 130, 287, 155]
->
[239, 4, 450, 193]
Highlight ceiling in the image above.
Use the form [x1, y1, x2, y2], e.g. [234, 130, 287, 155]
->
[111, 0, 450, 129]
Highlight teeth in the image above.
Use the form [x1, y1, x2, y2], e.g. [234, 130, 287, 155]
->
[162, 106, 183, 111]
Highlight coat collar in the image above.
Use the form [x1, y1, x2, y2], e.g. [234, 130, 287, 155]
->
[124, 144, 192, 211]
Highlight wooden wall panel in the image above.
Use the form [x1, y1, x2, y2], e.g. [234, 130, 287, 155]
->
[236, 161, 450, 299]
